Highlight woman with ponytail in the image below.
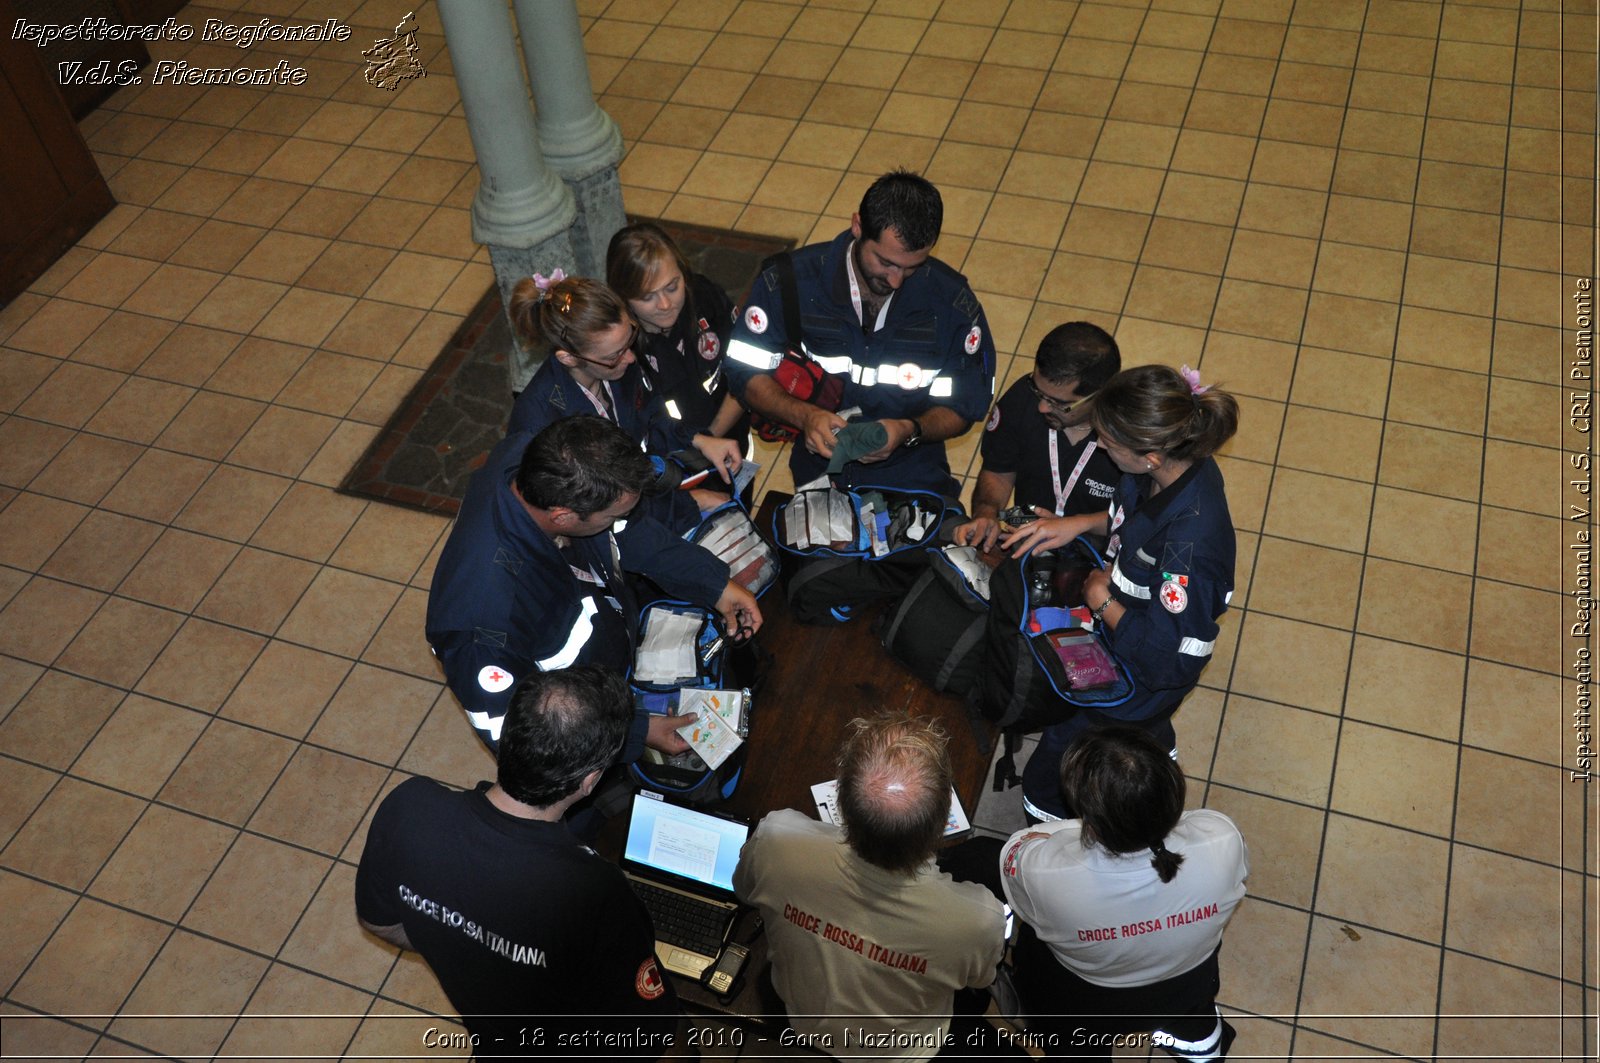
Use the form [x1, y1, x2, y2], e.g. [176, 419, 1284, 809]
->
[999, 726, 1249, 1061]
[505, 272, 741, 532]
[1001, 364, 1240, 823]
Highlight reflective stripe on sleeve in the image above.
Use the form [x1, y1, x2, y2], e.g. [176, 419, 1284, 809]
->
[727, 338, 781, 370]
[464, 709, 505, 745]
[1178, 637, 1215, 657]
[1109, 562, 1152, 599]
[535, 596, 600, 670]
[929, 377, 953, 397]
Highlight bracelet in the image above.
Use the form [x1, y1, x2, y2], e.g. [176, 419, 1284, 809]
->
[1089, 596, 1112, 624]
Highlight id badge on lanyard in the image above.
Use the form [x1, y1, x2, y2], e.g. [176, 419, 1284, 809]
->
[1048, 432, 1098, 516]
[845, 242, 892, 332]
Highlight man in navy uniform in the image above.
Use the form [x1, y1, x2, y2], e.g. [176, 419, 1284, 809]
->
[724, 170, 995, 498]
[425, 415, 761, 755]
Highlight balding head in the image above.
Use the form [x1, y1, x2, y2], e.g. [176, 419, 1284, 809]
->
[836, 711, 953, 874]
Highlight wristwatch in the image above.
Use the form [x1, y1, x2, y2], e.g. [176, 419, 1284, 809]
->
[903, 417, 924, 448]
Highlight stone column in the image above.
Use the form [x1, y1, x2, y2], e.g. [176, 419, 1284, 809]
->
[436, 0, 576, 391]
[512, 0, 627, 280]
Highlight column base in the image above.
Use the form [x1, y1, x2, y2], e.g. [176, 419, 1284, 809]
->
[562, 164, 626, 280]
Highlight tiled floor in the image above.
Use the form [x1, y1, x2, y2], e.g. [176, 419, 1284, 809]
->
[0, 0, 1595, 1059]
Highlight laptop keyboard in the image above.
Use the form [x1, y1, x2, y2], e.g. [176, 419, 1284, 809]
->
[631, 879, 728, 956]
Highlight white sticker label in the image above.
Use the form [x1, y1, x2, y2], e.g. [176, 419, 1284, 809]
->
[477, 665, 515, 692]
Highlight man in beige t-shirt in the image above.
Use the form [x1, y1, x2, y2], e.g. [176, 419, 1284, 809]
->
[733, 712, 1007, 1060]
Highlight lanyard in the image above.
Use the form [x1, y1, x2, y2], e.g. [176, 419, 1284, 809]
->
[579, 380, 617, 421]
[1048, 431, 1097, 516]
[844, 241, 892, 332]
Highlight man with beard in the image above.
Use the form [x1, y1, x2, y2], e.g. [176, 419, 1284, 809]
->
[724, 170, 995, 499]
[951, 322, 1122, 553]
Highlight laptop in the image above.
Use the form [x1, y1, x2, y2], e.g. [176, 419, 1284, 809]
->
[621, 791, 750, 978]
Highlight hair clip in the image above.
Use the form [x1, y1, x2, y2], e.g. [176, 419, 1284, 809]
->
[531, 268, 567, 291]
[1179, 364, 1210, 395]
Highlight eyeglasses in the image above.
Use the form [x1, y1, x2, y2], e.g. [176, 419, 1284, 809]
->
[564, 322, 638, 370]
[1027, 374, 1082, 415]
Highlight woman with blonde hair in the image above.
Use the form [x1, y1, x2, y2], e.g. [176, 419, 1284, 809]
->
[506, 273, 741, 532]
[1001, 364, 1240, 823]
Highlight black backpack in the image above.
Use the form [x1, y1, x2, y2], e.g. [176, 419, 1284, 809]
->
[880, 546, 993, 695]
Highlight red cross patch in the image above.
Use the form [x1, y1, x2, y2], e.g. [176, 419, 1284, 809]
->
[636, 957, 666, 999]
[986, 406, 1000, 432]
[1160, 580, 1188, 614]
[477, 665, 514, 692]
[698, 323, 719, 360]
[743, 305, 767, 334]
[897, 363, 922, 389]
[964, 325, 982, 355]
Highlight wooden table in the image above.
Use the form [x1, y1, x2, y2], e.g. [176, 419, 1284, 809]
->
[722, 493, 997, 823]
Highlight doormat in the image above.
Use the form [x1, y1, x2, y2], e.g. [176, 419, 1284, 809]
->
[339, 219, 795, 515]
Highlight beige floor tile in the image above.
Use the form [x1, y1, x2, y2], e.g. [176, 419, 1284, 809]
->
[1343, 634, 1467, 741]
[1454, 748, 1569, 868]
[227, 406, 340, 477]
[312, 660, 441, 764]
[217, 963, 371, 1060]
[1487, 377, 1565, 450]
[39, 512, 163, 594]
[1260, 473, 1376, 557]
[88, 805, 236, 923]
[1197, 334, 1295, 402]
[83, 377, 193, 444]
[2, 776, 144, 891]
[250, 482, 367, 563]
[26, 435, 141, 507]
[1387, 362, 1489, 436]
[0, 577, 106, 665]
[167, 218, 267, 274]
[1302, 291, 1398, 358]
[279, 862, 398, 990]
[0, 871, 77, 996]
[173, 466, 291, 544]
[1222, 230, 1316, 289]
[1216, 900, 1307, 1017]
[1436, 951, 1569, 1061]
[194, 547, 318, 634]
[1247, 537, 1363, 629]
[1298, 917, 1441, 1058]
[72, 694, 206, 800]
[1210, 279, 1307, 344]
[1059, 204, 1151, 261]
[8, 898, 169, 1027]
[0, 492, 90, 571]
[272, 567, 399, 659]
[0, 348, 55, 415]
[1357, 556, 1473, 653]
[361, 589, 445, 683]
[1219, 395, 1283, 464]
[0, 671, 123, 770]
[54, 596, 181, 689]
[1377, 422, 1484, 502]
[184, 831, 331, 955]
[1316, 814, 1449, 941]
[329, 505, 448, 584]
[1229, 610, 1351, 715]
[0, 756, 55, 854]
[54, 253, 160, 310]
[1446, 845, 1565, 976]
[1038, 252, 1133, 313]
[1212, 695, 1339, 804]
[135, 619, 265, 714]
[1470, 580, 1563, 675]
[1482, 438, 1562, 515]
[342, 197, 433, 250]
[1366, 487, 1479, 573]
[165, 706, 296, 823]
[17, 363, 124, 429]
[135, 322, 240, 386]
[1331, 721, 1459, 837]
[99, 449, 214, 524]
[1276, 406, 1382, 481]
[255, 289, 358, 349]
[249, 744, 390, 856]
[1394, 304, 1493, 374]
[1288, 347, 1389, 420]
[1476, 506, 1562, 591]
[235, 232, 331, 287]
[108, 930, 268, 1059]
[398, 694, 497, 790]
[1203, 785, 1323, 909]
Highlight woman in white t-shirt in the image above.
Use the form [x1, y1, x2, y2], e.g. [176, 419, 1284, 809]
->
[1000, 727, 1249, 1062]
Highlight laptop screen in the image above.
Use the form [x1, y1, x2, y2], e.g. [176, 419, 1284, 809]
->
[623, 793, 748, 893]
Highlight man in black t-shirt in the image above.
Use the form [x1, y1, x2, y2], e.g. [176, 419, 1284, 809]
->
[952, 322, 1122, 553]
[356, 667, 681, 1060]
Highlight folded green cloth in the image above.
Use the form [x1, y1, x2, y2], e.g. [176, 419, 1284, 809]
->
[826, 421, 890, 474]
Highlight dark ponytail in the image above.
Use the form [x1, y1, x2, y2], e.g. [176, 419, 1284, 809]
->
[1149, 838, 1185, 883]
[1059, 726, 1187, 881]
